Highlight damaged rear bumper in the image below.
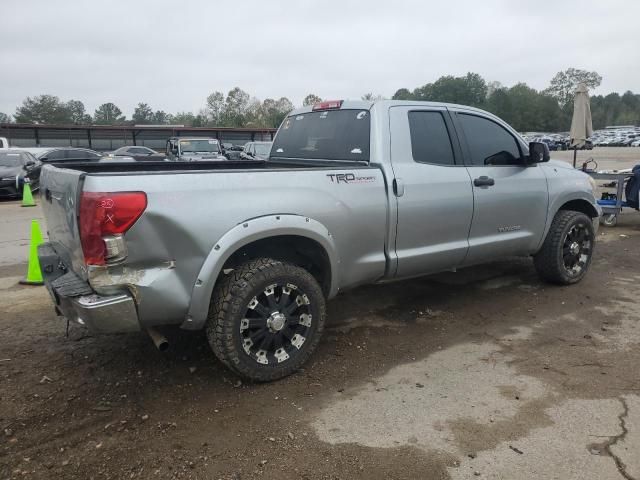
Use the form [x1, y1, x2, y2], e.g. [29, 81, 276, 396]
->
[38, 243, 140, 333]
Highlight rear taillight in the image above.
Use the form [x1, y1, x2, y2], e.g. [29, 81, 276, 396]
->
[79, 192, 147, 265]
[312, 100, 343, 111]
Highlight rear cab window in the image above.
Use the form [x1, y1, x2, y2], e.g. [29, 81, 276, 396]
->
[271, 109, 370, 162]
[408, 111, 456, 165]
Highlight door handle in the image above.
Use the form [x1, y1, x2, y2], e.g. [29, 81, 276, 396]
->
[473, 176, 495, 187]
[393, 178, 405, 197]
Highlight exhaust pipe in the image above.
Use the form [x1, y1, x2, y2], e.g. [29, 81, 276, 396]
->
[147, 327, 169, 352]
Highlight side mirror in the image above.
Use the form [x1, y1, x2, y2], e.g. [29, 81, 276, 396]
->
[527, 141, 550, 164]
[25, 160, 36, 167]
[171, 147, 178, 155]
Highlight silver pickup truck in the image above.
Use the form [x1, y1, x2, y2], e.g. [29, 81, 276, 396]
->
[38, 100, 600, 381]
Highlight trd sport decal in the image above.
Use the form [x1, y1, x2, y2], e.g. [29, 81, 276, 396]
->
[327, 173, 376, 184]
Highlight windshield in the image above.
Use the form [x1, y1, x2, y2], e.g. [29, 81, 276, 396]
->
[0, 152, 23, 167]
[254, 143, 272, 156]
[180, 139, 220, 154]
[270, 109, 370, 161]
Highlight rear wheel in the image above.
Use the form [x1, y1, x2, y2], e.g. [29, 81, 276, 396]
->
[534, 210, 595, 285]
[207, 258, 326, 382]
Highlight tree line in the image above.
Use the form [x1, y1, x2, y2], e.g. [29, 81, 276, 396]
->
[392, 68, 639, 131]
[1, 69, 639, 131]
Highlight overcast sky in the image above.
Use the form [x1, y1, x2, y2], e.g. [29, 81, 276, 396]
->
[2, 0, 639, 117]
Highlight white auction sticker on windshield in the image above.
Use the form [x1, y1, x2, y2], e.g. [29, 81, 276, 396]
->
[208, 139, 218, 144]
[356, 111, 367, 120]
[296, 115, 304, 121]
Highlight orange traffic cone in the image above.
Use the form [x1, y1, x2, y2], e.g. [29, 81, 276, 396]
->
[19, 220, 44, 286]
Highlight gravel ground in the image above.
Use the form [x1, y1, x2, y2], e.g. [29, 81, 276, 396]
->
[1, 149, 640, 479]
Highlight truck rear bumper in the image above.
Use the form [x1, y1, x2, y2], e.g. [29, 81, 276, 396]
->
[38, 243, 140, 333]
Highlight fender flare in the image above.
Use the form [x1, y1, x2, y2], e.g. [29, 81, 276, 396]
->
[537, 192, 601, 251]
[182, 214, 339, 330]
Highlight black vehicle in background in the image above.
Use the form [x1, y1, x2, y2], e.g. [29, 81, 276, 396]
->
[222, 143, 244, 160]
[27, 147, 103, 162]
[108, 146, 166, 161]
[0, 150, 42, 198]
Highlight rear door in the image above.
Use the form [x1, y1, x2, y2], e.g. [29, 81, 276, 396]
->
[389, 106, 474, 277]
[452, 110, 548, 265]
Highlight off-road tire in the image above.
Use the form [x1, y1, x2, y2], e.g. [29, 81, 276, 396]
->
[534, 210, 595, 285]
[206, 258, 326, 382]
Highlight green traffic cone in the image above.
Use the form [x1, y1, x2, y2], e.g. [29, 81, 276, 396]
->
[21, 182, 36, 207]
[19, 220, 44, 286]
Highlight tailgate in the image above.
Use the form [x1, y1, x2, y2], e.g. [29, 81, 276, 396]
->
[40, 165, 87, 279]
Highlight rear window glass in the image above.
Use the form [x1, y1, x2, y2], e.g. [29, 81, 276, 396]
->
[271, 109, 370, 161]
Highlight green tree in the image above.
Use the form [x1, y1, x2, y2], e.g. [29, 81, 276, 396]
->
[94, 103, 125, 124]
[206, 91, 225, 125]
[132, 103, 154, 124]
[259, 97, 293, 127]
[544, 68, 602, 108]
[221, 87, 251, 127]
[413, 73, 487, 107]
[171, 111, 196, 126]
[65, 99, 91, 124]
[151, 110, 169, 124]
[0, 112, 11, 123]
[302, 94, 322, 106]
[14, 94, 72, 123]
[392, 88, 413, 100]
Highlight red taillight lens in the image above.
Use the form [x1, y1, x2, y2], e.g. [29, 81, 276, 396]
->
[79, 192, 147, 265]
[312, 100, 343, 111]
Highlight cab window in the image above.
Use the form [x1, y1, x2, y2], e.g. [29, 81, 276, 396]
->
[458, 114, 522, 166]
[408, 111, 456, 166]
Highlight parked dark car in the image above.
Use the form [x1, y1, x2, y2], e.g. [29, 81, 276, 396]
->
[0, 150, 41, 198]
[222, 143, 243, 160]
[240, 141, 272, 160]
[27, 147, 103, 162]
[109, 146, 166, 161]
[570, 140, 594, 150]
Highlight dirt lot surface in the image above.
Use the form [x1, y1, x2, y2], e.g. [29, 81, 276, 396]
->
[552, 146, 640, 172]
[2, 148, 640, 479]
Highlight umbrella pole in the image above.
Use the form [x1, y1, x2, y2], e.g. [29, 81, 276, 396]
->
[573, 148, 577, 169]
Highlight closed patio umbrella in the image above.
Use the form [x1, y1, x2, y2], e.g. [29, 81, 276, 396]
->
[569, 83, 593, 168]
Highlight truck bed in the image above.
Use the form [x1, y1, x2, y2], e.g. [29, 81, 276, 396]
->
[48, 159, 368, 174]
[38, 160, 390, 331]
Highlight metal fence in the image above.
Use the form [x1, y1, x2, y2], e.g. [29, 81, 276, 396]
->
[0, 123, 277, 151]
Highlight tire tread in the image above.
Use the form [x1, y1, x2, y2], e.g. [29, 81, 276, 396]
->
[206, 258, 325, 382]
[534, 210, 594, 284]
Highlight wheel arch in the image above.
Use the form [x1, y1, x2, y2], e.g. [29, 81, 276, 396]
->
[558, 198, 599, 219]
[183, 214, 338, 330]
[537, 195, 600, 252]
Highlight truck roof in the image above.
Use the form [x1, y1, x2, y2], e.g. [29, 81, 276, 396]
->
[288, 99, 492, 117]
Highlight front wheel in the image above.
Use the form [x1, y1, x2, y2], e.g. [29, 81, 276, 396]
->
[207, 258, 326, 382]
[534, 211, 595, 285]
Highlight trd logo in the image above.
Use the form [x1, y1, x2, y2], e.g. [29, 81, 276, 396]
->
[327, 173, 356, 183]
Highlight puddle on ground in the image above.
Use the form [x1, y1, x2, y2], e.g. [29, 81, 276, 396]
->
[312, 342, 547, 453]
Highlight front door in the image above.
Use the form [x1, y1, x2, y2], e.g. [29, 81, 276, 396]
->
[452, 111, 549, 265]
[389, 106, 474, 278]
